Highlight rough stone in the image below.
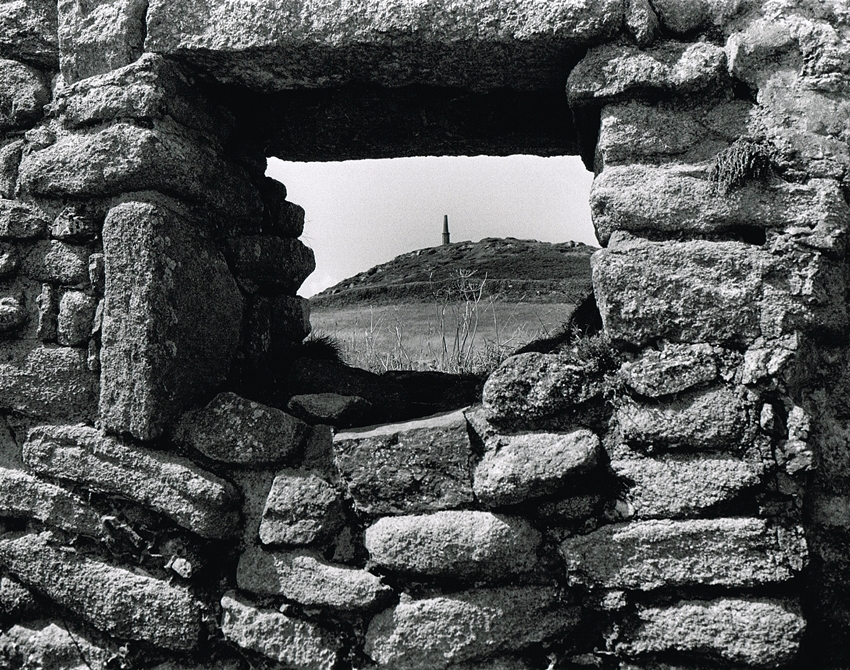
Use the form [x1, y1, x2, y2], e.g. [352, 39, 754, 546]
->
[145, 0, 624, 91]
[50, 202, 101, 240]
[473, 428, 601, 507]
[539, 494, 603, 523]
[0, 198, 49, 238]
[560, 518, 805, 590]
[100, 200, 244, 440]
[482, 352, 603, 424]
[625, 0, 659, 47]
[231, 468, 276, 546]
[0, 242, 18, 277]
[259, 470, 345, 546]
[56, 289, 96, 346]
[0, 621, 111, 670]
[221, 591, 340, 670]
[0, 291, 24, 332]
[0, 0, 58, 68]
[57, 0, 147, 82]
[0, 532, 201, 649]
[620, 344, 717, 398]
[18, 122, 262, 228]
[0, 139, 23, 199]
[0, 58, 48, 129]
[590, 167, 850, 245]
[567, 41, 727, 107]
[0, 341, 97, 420]
[22, 240, 89, 285]
[333, 409, 474, 514]
[51, 54, 231, 138]
[236, 545, 393, 611]
[592, 235, 762, 347]
[611, 451, 766, 518]
[224, 235, 316, 292]
[365, 586, 580, 669]
[364, 511, 541, 579]
[617, 386, 749, 451]
[288, 393, 374, 428]
[0, 465, 105, 538]
[259, 177, 306, 237]
[617, 598, 806, 667]
[35, 282, 56, 340]
[0, 576, 38, 619]
[173, 392, 308, 465]
[23, 424, 240, 539]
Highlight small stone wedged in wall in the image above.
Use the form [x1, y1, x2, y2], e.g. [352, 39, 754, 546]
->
[221, 590, 341, 670]
[224, 235, 316, 293]
[0, 139, 24, 199]
[50, 201, 103, 240]
[56, 289, 96, 345]
[333, 409, 475, 515]
[58, 0, 147, 83]
[0, 341, 97, 421]
[50, 53, 235, 142]
[609, 447, 767, 518]
[259, 469, 345, 546]
[364, 510, 541, 580]
[288, 393, 374, 428]
[473, 428, 601, 508]
[144, 0, 623, 92]
[652, 0, 750, 37]
[615, 597, 806, 668]
[18, 122, 263, 232]
[21, 239, 90, 285]
[100, 198, 244, 440]
[619, 343, 718, 398]
[173, 392, 309, 466]
[236, 545, 393, 611]
[0, 465, 105, 539]
[0, 58, 49, 130]
[559, 517, 805, 590]
[589, 165, 849, 245]
[567, 41, 728, 109]
[625, 0, 660, 48]
[616, 385, 751, 452]
[0, 0, 59, 69]
[23, 424, 240, 539]
[0, 531, 202, 650]
[0, 198, 50, 238]
[364, 586, 579, 669]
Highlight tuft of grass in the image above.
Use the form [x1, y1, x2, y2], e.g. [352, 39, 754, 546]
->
[299, 333, 347, 365]
[708, 138, 777, 195]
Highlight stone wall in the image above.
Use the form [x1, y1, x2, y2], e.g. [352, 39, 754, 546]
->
[0, 0, 848, 668]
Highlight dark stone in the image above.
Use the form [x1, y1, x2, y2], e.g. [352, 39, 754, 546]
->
[224, 235, 315, 292]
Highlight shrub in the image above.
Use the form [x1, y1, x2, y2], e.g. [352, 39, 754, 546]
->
[708, 138, 776, 194]
[299, 332, 347, 365]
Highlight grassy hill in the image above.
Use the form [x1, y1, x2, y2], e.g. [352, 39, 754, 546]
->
[309, 237, 596, 374]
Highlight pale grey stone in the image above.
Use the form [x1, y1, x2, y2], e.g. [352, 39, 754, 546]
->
[560, 518, 805, 590]
[473, 428, 601, 507]
[0, 241, 18, 276]
[259, 470, 345, 545]
[174, 392, 308, 465]
[22, 240, 89, 284]
[333, 409, 474, 514]
[56, 289, 96, 346]
[23, 424, 240, 539]
[0, 58, 48, 129]
[365, 511, 541, 579]
[620, 344, 717, 398]
[35, 282, 56, 340]
[0, 198, 49, 238]
[50, 202, 101, 240]
[0, 532, 201, 649]
[0, 291, 24, 332]
[0, 0, 58, 68]
[365, 586, 580, 669]
[0, 139, 23, 198]
[0, 621, 111, 670]
[237, 545, 393, 611]
[0, 576, 38, 619]
[625, 0, 659, 47]
[221, 591, 340, 670]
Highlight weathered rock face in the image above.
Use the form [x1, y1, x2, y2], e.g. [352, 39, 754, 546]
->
[99, 199, 243, 440]
[259, 470, 345, 545]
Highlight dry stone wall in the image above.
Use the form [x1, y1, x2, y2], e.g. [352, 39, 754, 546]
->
[0, 0, 848, 669]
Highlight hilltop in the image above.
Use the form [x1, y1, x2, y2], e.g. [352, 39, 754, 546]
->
[310, 237, 596, 308]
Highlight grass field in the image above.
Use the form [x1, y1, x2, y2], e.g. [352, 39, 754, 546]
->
[310, 301, 576, 375]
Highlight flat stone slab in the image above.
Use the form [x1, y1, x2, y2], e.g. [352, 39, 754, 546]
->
[365, 586, 580, 669]
[0, 532, 201, 650]
[473, 428, 601, 507]
[0, 466, 105, 539]
[365, 510, 541, 579]
[619, 343, 717, 398]
[616, 385, 749, 451]
[23, 424, 240, 539]
[333, 409, 474, 514]
[237, 546, 393, 611]
[560, 518, 806, 590]
[221, 591, 340, 670]
[616, 597, 806, 668]
[259, 470, 345, 546]
[174, 392, 308, 465]
[611, 451, 766, 518]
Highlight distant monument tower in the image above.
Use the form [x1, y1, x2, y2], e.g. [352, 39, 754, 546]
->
[442, 215, 450, 245]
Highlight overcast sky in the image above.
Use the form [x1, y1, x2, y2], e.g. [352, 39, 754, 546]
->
[266, 155, 597, 297]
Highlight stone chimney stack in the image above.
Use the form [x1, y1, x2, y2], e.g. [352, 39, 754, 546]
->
[442, 215, 450, 245]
